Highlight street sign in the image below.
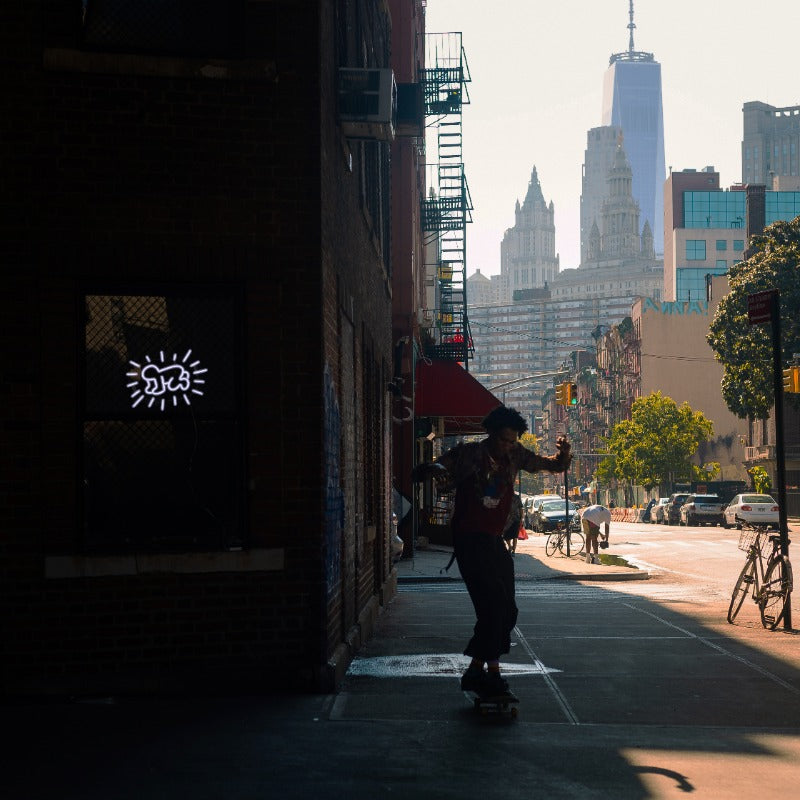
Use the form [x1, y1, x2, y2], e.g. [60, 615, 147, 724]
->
[747, 289, 778, 325]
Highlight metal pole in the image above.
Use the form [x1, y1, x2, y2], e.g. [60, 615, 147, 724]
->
[770, 291, 792, 630]
[564, 467, 570, 557]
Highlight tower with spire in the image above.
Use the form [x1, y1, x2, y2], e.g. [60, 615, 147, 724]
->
[601, 1, 665, 255]
[499, 166, 559, 301]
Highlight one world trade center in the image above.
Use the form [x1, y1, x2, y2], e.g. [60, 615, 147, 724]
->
[601, 2, 665, 255]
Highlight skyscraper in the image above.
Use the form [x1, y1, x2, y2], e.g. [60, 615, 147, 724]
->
[499, 166, 559, 300]
[601, 1, 665, 255]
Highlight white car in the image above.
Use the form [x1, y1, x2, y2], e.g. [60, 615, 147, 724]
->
[722, 494, 779, 529]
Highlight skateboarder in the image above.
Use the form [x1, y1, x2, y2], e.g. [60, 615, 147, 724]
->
[412, 405, 572, 698]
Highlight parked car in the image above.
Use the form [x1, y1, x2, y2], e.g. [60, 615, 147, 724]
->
[723, 493, 780, 529]
[531, 499, 580, 533]
[679, 494, 725, 527]
[651, 497, 671, 524]
[663, 493, 690, 525]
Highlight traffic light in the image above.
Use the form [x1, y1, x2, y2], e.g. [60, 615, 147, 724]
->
[567, 382, 578, 405]
[555, 382, 567, 406]
[783, 366, 800, 393]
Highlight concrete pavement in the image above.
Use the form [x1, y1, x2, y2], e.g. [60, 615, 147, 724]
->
[6, 527, 800, 799]
[396, 528, 651, 583]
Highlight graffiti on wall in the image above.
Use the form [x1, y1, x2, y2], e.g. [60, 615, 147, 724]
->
[323, 364, 343, 595]
[641, 298, 709, 315]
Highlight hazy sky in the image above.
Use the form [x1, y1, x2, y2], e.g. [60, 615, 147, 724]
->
[423, 0, 800, 274]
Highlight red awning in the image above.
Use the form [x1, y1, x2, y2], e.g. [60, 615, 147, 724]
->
[414, 359, 502, 434]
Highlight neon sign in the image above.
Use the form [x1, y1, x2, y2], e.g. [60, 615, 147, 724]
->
[127, 349, 207, 411]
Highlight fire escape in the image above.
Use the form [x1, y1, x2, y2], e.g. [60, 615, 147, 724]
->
[421, 33, 474, 362]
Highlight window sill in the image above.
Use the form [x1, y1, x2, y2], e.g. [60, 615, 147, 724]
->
[45, 547, 284, 578]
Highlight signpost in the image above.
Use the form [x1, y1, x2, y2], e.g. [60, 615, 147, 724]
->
[747, 289, 792, 629]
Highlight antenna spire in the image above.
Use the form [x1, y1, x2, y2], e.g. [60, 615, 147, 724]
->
[627, 0, 636, 52]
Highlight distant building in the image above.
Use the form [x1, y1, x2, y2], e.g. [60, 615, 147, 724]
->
[498, 166, 559, 300]
[663, 167, 800, 301]
[581, 126, 623, 265]
[601, 5, 665, 254]
[742, 101, 800, 186]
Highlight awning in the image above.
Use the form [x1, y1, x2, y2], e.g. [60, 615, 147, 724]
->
[414, 359, 502, 434]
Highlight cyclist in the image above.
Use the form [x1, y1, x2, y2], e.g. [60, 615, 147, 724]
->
[411, 405, 571, 697]
[581, 504, 611, 564]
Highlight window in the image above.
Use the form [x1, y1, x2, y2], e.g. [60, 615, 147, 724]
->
[676, 266, 727, 301]
[716, 259, 727, 268]
[716, 240, 727, 251]
[733, 240, 745, 252]
[82, 288, 244, 553]
[686, 240, 706, 260]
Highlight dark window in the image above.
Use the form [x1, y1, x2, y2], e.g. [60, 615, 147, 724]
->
[82, 288, 244, 553]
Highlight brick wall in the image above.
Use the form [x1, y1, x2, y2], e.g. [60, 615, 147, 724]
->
[1, 1, 395, 694]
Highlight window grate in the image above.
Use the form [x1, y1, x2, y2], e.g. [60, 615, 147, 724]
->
[82, 290, 244, 553]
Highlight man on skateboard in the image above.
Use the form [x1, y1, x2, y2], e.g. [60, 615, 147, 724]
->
[412, 406, 572, 700]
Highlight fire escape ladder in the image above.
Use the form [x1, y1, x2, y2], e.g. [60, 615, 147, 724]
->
[420, 32, 474, 362]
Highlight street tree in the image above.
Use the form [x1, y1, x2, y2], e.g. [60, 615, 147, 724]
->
[597, 392, 714, 493]
[707, 216, 800, 420]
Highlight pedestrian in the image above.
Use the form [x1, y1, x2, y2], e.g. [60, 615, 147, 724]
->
[581, 504, 611, 564]
[411, 406, 572, 698]
[502, 493, 523, 556]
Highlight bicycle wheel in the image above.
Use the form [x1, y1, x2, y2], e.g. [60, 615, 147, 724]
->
[759, 556, 793, 630]
[559, 531, 585, 557]
[545, 533, 559, 557]
[727, 557, 756, 624]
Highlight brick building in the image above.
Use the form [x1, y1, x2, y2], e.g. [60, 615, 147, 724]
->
[1, 2, 423, 693]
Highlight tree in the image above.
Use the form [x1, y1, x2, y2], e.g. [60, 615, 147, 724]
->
[597, 392, 714, 492]
[707, 216, 800, 420]
[518, 432, 544, 495]
[748, 465, 772, 494]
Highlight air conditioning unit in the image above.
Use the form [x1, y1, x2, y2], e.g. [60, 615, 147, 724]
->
[338, 68, 397, 141]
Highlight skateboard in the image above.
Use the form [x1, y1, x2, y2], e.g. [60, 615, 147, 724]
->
[467, 691, 519, 718]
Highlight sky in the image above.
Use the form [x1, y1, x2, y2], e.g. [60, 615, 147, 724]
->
[423, 0, 800, 274]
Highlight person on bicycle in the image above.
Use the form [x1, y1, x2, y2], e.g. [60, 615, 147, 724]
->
[581, 504, 611, 564]
[411, 406, 572, 698]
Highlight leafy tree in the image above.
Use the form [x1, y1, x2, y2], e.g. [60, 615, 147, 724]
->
[748, 465, 772, 494]
[707, 216, 800, 420]
[518, 432, 543, 495]
[597, 392, 714, 491]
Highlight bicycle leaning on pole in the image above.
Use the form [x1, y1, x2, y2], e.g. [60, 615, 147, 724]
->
[544, 523, 585, 558]
[727, 522, 793, 630]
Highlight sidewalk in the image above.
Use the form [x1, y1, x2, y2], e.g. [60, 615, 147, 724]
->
[6, 530, 800, 800]
[396, 529, 650, 583]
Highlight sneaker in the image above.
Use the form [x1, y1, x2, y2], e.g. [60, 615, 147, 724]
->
[482, 671, 512, 699]
[593, 554, 601, 564]
[460, 665, 485, 692]
[585, 554, 593, 563]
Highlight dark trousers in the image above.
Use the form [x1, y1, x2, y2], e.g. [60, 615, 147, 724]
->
[454, 530, 518, 663]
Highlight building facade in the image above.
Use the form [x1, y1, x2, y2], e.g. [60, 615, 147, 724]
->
[601, 23, 665, 254]
[742, 101, 800, 186]
[498, 167, 559, 300]
[664, 168, 800, 301]
[1, 0, 424, 695]
[581, 125, 623, 265]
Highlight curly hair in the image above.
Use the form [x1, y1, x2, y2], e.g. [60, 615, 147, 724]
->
[481, 405, 528, 435]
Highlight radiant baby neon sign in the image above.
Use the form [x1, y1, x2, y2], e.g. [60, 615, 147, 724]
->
[127, 350, 207, 411]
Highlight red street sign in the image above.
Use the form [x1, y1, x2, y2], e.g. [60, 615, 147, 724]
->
[747, 289, 777, 325]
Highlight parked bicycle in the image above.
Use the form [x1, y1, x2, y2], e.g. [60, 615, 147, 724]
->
[545, 524, 585, 558]
[727, 523, 793, 630]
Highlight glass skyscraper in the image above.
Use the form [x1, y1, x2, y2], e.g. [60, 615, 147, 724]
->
[601, 44, 665, 255]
